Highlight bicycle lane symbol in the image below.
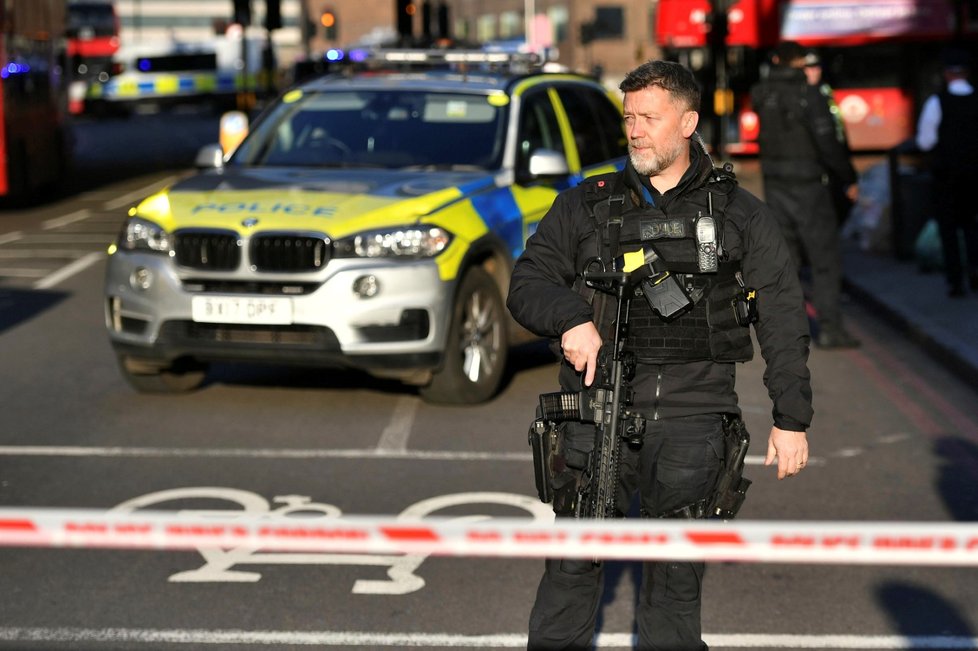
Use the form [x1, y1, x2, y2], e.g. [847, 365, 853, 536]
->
[109, 487, 554, 595]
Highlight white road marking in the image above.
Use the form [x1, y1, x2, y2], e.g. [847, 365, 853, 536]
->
[0, 231, 23, 245]
[0, 629, 974, 648]
[0, 446, 808, 466]
[42, 209, 91, 230]
[0, 445, 533, 462]
[14, 234, 112, 244]
[376, 395, 419, 451]
[0, 268, 49, 278]
[0, 249, 89, 258]
[33, 252, 104, 290]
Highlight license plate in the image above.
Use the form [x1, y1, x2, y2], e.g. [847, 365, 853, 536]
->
[191, 296, 293, 325]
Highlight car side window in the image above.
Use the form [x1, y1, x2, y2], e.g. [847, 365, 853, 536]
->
[555, 86, 627, 168]
[516, 90, 564, 175]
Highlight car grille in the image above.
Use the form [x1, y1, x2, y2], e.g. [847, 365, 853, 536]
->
[180, 279, 321, 295]
[173, 231, 241, 271]
[251, 235, 330, 272]
[159, 321, 340, 348]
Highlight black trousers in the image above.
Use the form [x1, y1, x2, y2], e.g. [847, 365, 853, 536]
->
[763, 177, 846, 333]
[933, 171, 978, 290]
[527, 414, 725, 650]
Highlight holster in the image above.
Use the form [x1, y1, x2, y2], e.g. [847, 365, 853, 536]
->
[709, 415, 752, 520]
[528, 417, 591, 511]
[528, 418, 558, 503]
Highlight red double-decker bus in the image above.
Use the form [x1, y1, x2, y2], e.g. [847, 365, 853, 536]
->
[656, 0, 975, 154]
[66, 1, 119, 114]
[0, 0, 71, 200]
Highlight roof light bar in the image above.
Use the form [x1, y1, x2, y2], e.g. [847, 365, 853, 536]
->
[367, 48, 542, 69]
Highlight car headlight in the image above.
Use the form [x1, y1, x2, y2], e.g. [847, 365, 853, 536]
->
[118, 217, 171, 253]
[333, 226, 452, 259]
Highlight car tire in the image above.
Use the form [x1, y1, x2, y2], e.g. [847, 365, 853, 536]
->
[117, 355, 208, 394]
[420, 267, 508, 404]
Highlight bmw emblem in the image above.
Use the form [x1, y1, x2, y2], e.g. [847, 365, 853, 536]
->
[242, 218, 259, 228]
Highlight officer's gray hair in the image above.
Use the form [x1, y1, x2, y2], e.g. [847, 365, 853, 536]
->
[619, 60, 701, 113]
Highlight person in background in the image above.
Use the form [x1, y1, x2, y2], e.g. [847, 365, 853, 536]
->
[915, 47, 978, 297]
[803, 49, 856, 227]
[751, 41, 861, 349]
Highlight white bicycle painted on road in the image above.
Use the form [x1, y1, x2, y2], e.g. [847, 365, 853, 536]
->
[110, 488, 553, 595]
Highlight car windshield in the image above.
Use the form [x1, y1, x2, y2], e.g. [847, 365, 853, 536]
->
[232, 88, 508, 170]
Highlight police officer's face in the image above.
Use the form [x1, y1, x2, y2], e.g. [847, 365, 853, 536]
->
[623, 86, 698, 178]
[803, 63, 822, 86]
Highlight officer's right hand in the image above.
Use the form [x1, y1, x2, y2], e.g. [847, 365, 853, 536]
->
[561, 322, 602, 386]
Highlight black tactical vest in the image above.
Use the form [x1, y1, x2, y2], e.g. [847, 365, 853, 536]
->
[935, 89, 978, 171]
[581, 172, 754, 364]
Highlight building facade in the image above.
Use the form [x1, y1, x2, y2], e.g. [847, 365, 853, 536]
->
[112, 0, 660, 81]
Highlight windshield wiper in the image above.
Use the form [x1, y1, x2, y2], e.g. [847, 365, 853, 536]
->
[400, 163, 487, 172]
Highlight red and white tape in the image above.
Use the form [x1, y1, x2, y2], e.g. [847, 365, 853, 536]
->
[2, 508, 978, 565]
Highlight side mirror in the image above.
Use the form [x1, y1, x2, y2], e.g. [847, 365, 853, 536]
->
[527, 148, 570, 178]
[194, 143, 225, 169]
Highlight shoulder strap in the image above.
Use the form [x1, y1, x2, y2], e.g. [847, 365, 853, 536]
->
[584, 171, 627, 267]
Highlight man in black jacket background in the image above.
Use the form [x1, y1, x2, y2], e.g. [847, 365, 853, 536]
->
[751, 41, 861, 348]
[507, 60, 813, 650]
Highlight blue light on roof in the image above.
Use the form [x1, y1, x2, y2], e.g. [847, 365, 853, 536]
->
[1, 62, 31, 78]
[325, 48, 344, 62]
[348, 48, 368, 63]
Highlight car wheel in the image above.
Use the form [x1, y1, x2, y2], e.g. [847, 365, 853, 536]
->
[420, 267, 508, 404]
[116, 355, 208, 394]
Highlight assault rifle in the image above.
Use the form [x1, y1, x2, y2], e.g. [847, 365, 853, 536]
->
[531, 248, 688, 523]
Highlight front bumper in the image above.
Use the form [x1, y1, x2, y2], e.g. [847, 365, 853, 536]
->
[104, 250, 453, 375]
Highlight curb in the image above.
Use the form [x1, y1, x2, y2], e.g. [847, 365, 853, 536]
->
[843, 277, 978, 393]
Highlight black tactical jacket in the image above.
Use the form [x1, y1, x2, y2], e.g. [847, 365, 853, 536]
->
[750, 66, 857, 187]
[507, 142, 813, 431]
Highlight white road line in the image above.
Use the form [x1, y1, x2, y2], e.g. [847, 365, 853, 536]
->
[14, 234, 112, 244]
[0, 629, 974, 648]
[0, 446, 804, 466]
[0, 268, 49, 278]
[102, 175, 178, 210]
[42, 209, 91, 230]
[33, 252, 104, 290]
[0, 445, 533, 461]
[376, 395, 419, 451]
[0, 249, 87, 258]
[0, 231, 23, 245]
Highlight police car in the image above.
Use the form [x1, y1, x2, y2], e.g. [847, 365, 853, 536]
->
[104, 49, 628, 403]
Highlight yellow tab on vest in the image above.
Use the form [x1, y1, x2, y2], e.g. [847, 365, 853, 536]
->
[622, 249, 645, 272]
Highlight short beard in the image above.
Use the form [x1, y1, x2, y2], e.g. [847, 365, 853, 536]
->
[628, 139, 685, 177]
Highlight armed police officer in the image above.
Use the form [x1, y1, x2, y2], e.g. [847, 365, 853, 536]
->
[751, 41, 860, 349]
[507, 60, 813, 650]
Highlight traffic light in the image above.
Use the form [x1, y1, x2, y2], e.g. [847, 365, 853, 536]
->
[265, 0, 282, 30]
[321, 8, 338, 40]
[396, 0, 415, 39]
[232, 0, 252, 26]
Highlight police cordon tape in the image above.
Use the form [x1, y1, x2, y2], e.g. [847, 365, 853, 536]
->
[2, 508, 978, 565]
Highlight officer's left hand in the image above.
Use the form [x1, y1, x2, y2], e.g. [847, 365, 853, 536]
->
[765, 427, 809, 480]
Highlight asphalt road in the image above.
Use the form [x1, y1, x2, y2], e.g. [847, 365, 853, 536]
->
[0, 112, 977, 650]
